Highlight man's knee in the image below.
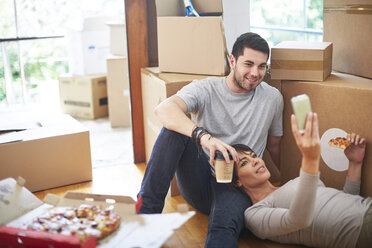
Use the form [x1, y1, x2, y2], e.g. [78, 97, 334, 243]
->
[209, 208, 245, 236]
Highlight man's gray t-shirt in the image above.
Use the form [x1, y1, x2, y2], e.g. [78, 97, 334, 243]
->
[176, 76, 283, 158]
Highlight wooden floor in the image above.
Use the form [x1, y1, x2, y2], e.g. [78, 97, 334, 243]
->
[34, 163, 305, 248]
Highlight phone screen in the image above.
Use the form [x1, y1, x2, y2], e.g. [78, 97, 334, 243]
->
[291, 94, 312, 133]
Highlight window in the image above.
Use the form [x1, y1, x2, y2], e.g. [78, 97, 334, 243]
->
[250, 0, 323, 47]
[0, 0, 124, 107]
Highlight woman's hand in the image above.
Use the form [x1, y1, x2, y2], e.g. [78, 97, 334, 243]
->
[291, 113, 320, 174]
[345, 133, 366, 165]
[344, 133, 366, 182]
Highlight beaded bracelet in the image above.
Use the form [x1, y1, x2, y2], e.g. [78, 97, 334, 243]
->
[191, 126, 205, 144]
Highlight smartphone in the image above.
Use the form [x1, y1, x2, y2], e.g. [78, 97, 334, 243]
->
[291, 94, 312, 134]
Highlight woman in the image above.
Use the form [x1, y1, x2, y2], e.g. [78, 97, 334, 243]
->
[232, 113, 371, 248]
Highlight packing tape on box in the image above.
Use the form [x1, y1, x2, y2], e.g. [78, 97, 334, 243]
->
[271, 60, 323, 71]
[271, 57, 332, 71]
[324, 4, 372, 15]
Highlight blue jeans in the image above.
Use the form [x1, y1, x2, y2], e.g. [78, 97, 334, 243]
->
[137, 128, 252, 248]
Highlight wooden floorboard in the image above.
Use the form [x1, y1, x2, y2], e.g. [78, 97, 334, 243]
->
[33, 163, 306, 247]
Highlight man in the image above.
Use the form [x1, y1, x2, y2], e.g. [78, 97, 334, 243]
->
[137, 32, 283, 247]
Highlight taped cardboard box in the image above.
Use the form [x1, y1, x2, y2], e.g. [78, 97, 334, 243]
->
[0, 115, 92, 192]
[271, 41, 333, 82]
[59, 74, 108, 119]
[280, 72, 372, 197]
[157, 16, 229, 76]
[323, 0, 372, 79]
[0, 177, 194, 248]
[106, 56, 131, 127]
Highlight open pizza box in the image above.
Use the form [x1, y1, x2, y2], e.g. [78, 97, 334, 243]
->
[0, 177, 194, 248]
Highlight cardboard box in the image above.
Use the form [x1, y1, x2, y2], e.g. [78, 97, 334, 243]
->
[280, 72, 372, 197]
[106, 56, 131, 127]
[59, 74, 108, 119]
[324, 0, 372, 79]
[106, 23, 127, 56]
[155, 0, 250, 54]
[157, 16, 229, 76]
[262, 75, 282, 184]
[0, 115, 92, 192]
[270, 41, 333, 82]
[155, 0, 222, 16]
[0, 177, 194, 247]
[141, 67, 211, 195]
[141, 67, 212, 163]
[67, 16, 110, 76]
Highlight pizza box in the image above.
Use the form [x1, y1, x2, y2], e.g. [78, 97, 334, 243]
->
[0, 177, 194, 248]
[0, 114, 92, 192]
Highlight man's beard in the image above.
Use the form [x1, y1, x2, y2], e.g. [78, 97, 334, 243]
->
[233, 70, 255, 92]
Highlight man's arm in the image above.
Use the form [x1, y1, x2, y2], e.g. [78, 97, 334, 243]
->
[266, 135, 281, 170]
[155, 95, 238, 164]
[155, 95, 195, 137]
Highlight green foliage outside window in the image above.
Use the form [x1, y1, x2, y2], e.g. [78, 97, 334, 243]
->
[251, 0, 323, 46]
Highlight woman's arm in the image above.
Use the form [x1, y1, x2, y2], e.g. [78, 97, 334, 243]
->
[343, 133, 366, 195]
[245, 113, 321, 239]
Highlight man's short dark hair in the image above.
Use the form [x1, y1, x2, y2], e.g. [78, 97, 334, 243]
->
[231, 32, 270, 60]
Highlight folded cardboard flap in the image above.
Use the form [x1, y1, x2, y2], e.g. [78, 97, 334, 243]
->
[0, 178, 43, 225]
[45, 191, 137, 216]
[0, 115, 87, 144]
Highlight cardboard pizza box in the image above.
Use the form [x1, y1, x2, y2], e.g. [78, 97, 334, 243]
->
[0, 177, 194, 248]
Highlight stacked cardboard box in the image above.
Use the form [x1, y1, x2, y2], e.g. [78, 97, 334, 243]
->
[59, 74, 108, 119]
[269, 2, 372, 198]
[156, 0, 250, 75]
[106, 56, 131, 127]
[141, 68, 212, 195]
[280, 72, 372, 197]
[105, 22, 131, 127]
[323, 0, 372, 79]
[271, 41, 333, 81]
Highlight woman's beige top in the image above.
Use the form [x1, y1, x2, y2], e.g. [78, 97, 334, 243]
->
[244, 170, 372, 248]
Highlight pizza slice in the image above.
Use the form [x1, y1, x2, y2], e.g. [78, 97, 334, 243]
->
[328, 137, 351, 150]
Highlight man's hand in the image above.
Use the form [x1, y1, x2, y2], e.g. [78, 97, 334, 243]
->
[345, 133, 366, 165]
[200, 134, 238, 166]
